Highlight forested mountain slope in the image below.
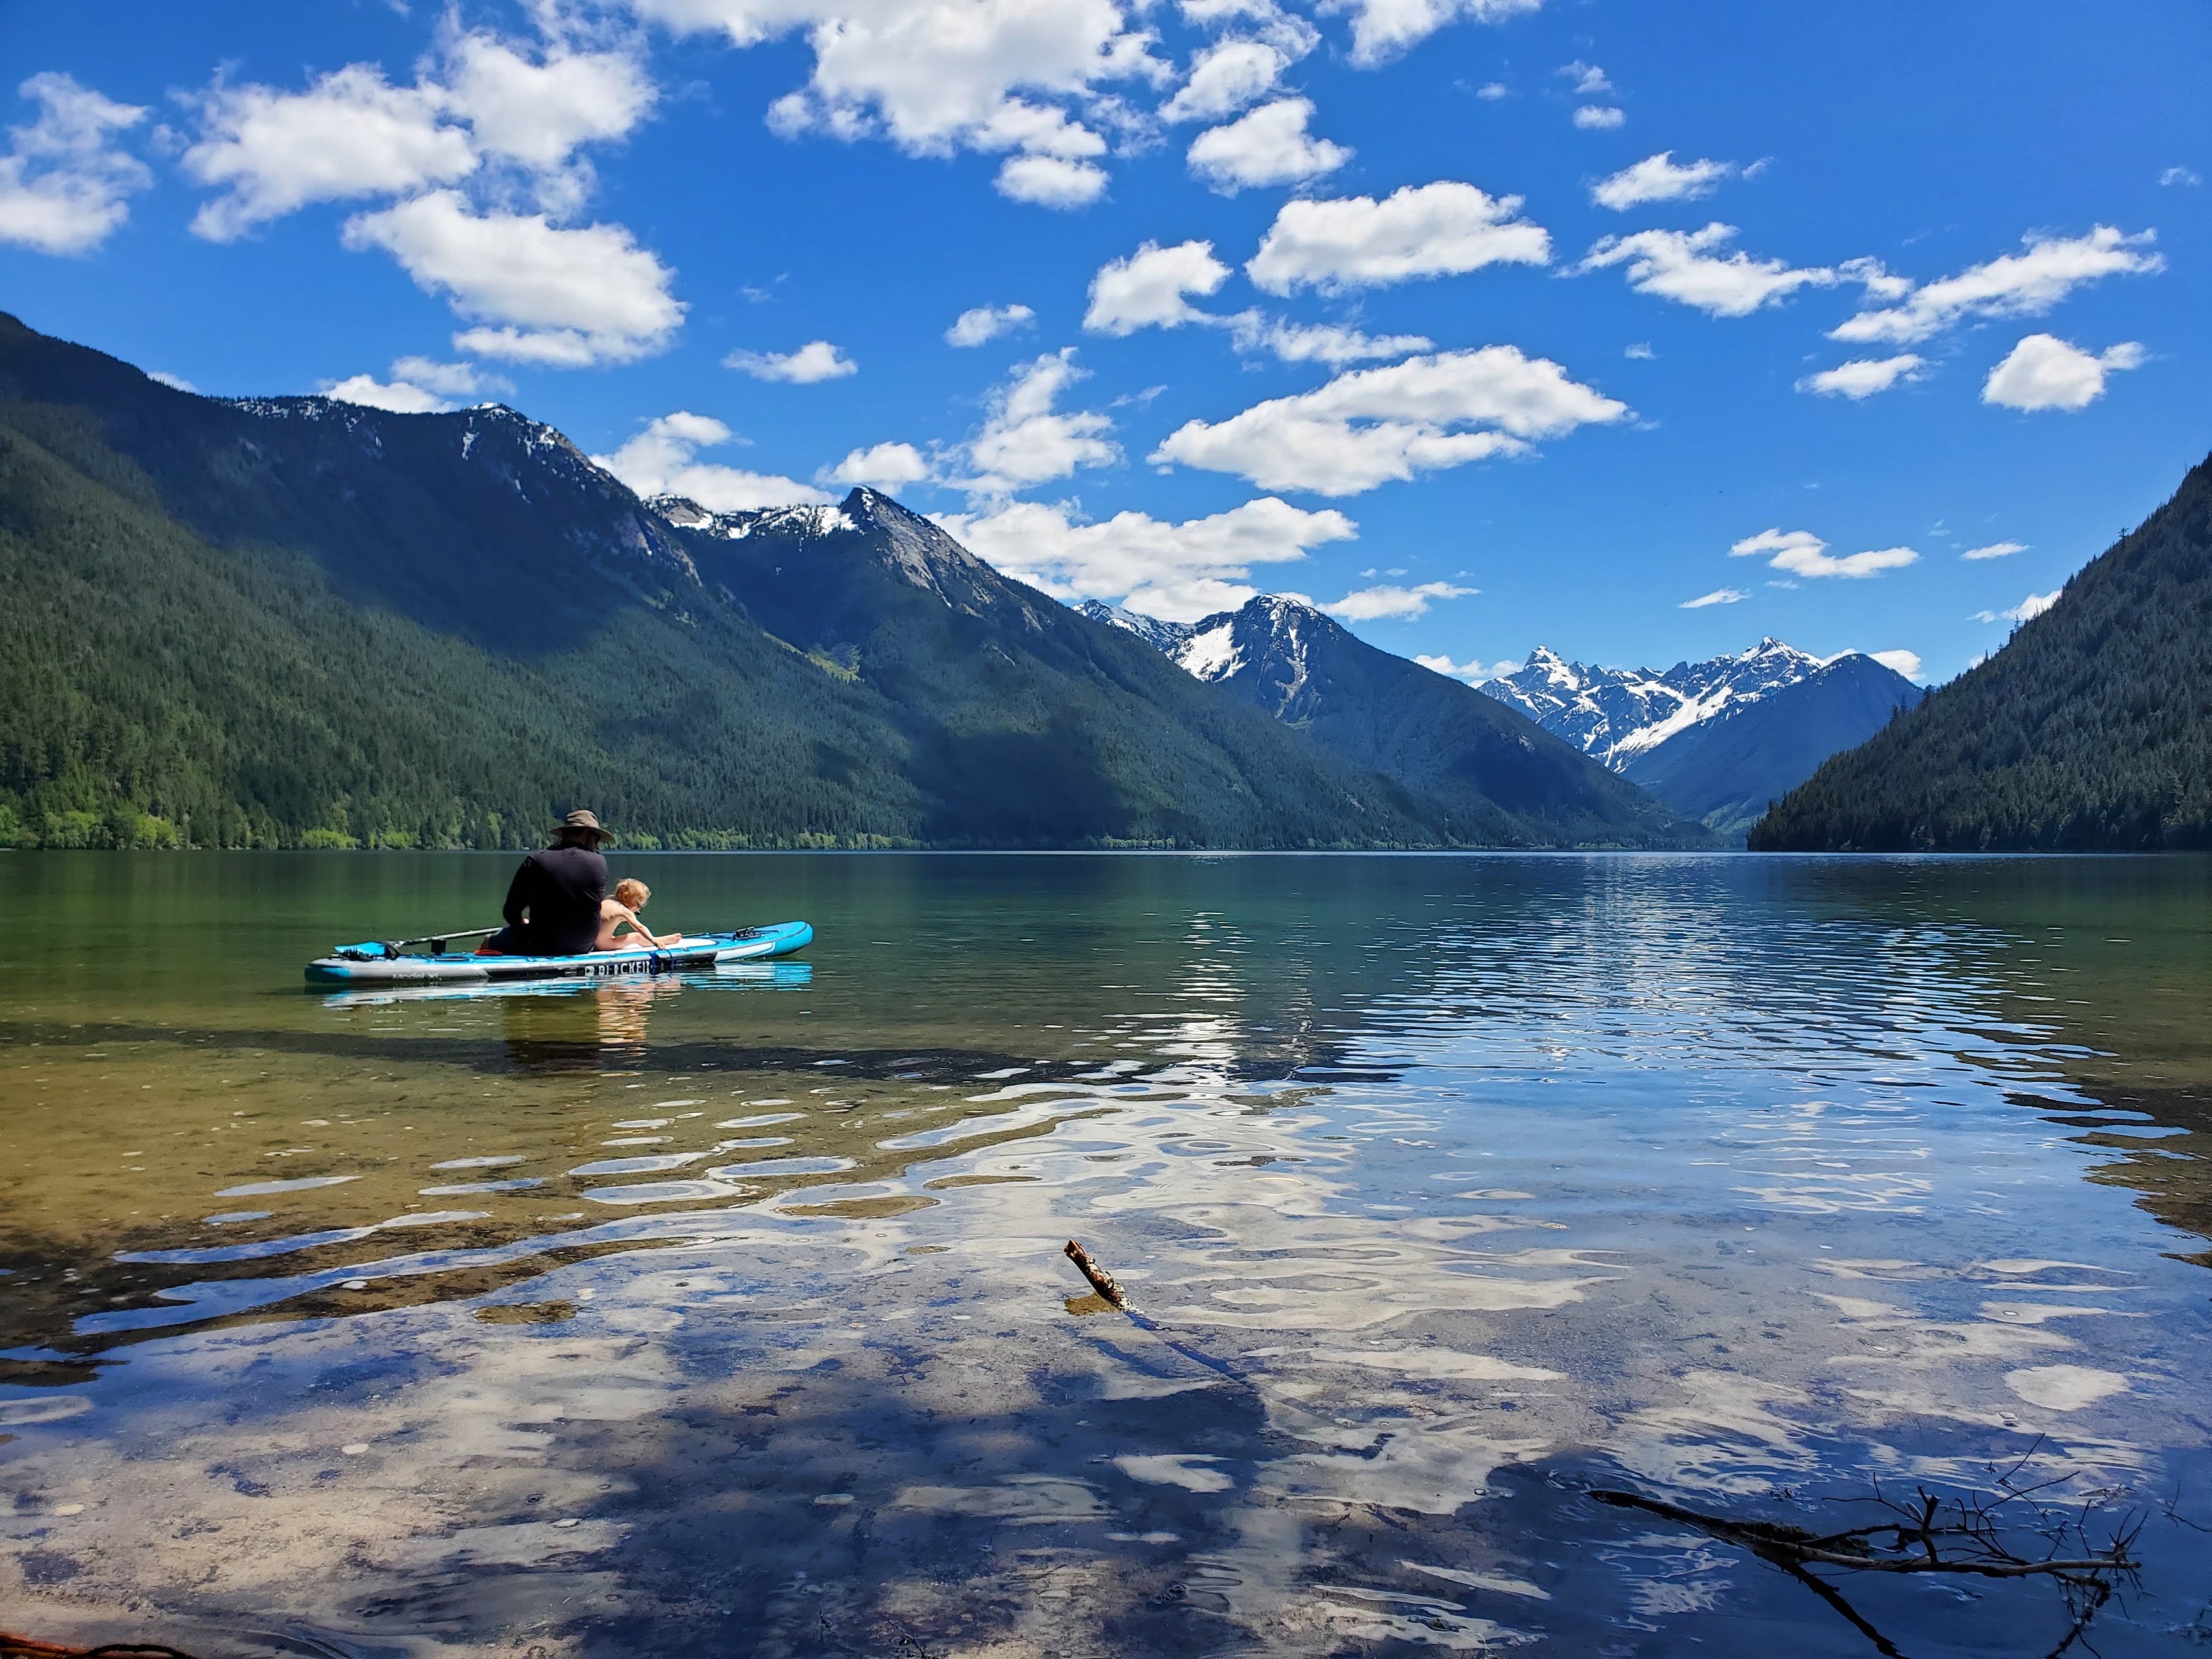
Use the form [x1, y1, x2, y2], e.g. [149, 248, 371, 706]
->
[0, 312, 1686, 850]
[651, 491, 1451, 846]
[1752, 452, 2212, 850]
[0, 391, 916, 850]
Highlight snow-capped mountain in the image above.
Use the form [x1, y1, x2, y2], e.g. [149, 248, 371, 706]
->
[1073, 593, 1709, 847]
[1075, 599, 1197, 656]
[1480, 639, 1923, 839]
[1481, 638, 1832, 768]
[1169, 595, 1324, 703]
[1091, 597, 1920, 844]
[1088, 594, 1339, 704]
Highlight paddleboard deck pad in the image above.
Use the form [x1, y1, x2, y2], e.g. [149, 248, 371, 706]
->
[306, 921, 812, 985]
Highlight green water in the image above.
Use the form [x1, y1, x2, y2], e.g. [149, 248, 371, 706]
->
[1, 851, 2207, 1657]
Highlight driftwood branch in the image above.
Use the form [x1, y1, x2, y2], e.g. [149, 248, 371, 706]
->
[1064, 1239, 1127, 1308]
[1590, 1490, 2138, 1579]
[1584, 1462, 2159, 1659]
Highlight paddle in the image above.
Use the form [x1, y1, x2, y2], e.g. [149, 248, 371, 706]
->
[330, 926, 503, 960]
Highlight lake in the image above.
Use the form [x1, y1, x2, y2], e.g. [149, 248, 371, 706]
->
[1, 851, 2207, 1658]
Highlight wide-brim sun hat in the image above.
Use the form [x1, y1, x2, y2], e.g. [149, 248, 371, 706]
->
[557, 808, 614, 844]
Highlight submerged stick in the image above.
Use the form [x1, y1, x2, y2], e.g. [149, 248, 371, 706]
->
[1064, 1239, 1128, 1308]
[1059, 1238, 1252, 1390]
[1590, 1490, 2138, 1578]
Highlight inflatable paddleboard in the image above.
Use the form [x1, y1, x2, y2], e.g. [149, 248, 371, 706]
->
[305, 921, 812, 986]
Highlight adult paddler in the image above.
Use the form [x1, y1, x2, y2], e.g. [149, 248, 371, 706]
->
[477, 810, 614, 957]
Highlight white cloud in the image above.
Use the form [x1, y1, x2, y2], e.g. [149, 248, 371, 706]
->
[1188, 98, 1351, 193]
[823, 440, 932, 490]
[1623, 342, 1654, 359]
[184, 64, 477, 241]
[1558, 61, 1612, 95]
[448, 327, 606, 367]
[1227, 315, 1434, 364]
[390, 356, 509, 398]
[1590, 150, 1734, 211]
[994, 154, 1108, 208]
[1330, 0, 1546, 68]
[1796, 353, 1924, 399]
[1178, 0, 1308, 26]
[1970, 590, 2058, 625]
[1577, 223, 1837, 317]
[1730, 527, 1918, 579]
[1415, 652, 1520, 681]
[962, 348, 1119, 493]
[1869, 648, 1922, 680]
[1248, 180, 1550, 295]
[1961, 540, 2027, 561]
[946, 303, 1036, 346]
[147, 370, 198, 393]
[343, 190, 684, 365]
[1475, 81, 1509, 99]
[724, 338, 858, 382]
[323, 374, 452, 414]
[1160, 38, 1294, 123]
[321, 355, 509, 413]
[1085, 239, 1232, 335]
[182, 31, 659, 238]
[593, 410, 830, 510]
[1571, 105, 1624, 130]
[939, 493, 1354, 620]
[1680, 587, 1746, 608]
[0, 72, 150, 256]
[442, 35, 657, 172]
[1324, 579, 1474, 620]
[2161, 166, 2201, 187]
[635, 0, 1163, 205]
[1831, 226, 2163, 346]
[1981, 333, 2144, 412]
[1152, 344, 1627, 495]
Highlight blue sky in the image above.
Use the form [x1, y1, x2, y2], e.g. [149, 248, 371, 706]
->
[3, 0, 2205, 684]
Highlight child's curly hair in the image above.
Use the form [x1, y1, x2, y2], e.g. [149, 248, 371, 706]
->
[614, 878, 650, 908]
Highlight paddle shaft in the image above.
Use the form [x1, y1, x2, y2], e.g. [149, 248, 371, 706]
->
[392, 926, 501, 950]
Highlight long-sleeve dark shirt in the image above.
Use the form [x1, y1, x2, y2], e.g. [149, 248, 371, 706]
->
[498, 847, 607, 956]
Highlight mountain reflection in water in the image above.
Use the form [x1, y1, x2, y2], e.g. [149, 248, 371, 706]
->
[0, 851, 2205, 1659]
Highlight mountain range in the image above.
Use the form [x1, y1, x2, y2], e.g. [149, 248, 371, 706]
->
[1480, 641, 1925, 839]
[1754, 450, 2212, 850]
[19, 307, 2172, 858]
[0, 312, 1705, 851]
[1081, 596, 1702, 847]
[1090, 605, 1923, 843]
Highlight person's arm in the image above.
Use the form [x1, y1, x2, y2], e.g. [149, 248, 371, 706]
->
[605, 904, 673, 949]
[501, 857, 535, 928]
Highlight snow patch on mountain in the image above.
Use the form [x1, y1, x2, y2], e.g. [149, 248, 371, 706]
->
[1076, 599, 1197, 656]
[1482, 638, 1836, 769]
[1082, 592, 1340, 690]
[653, 496, 855, 540]
[1180, 617, 1243, 680]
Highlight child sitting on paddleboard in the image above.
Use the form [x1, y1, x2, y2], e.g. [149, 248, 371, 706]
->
[596, 878, 675, 951]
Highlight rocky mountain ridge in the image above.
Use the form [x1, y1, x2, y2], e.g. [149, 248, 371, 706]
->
[1481, 638, 1838, 766]
[1079, 592, 1709, 848]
